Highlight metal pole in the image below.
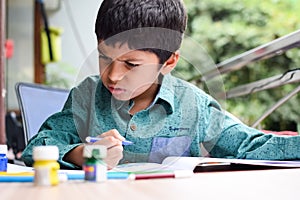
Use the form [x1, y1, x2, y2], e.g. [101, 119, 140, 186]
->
[252, 85, 300, 128]
[0, 0, 6, 144]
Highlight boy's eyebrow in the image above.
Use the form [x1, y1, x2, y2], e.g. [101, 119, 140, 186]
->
[98, 46, 146, 62]
[118, 57, 143, 62]
[98, 48, 144, 62]
[97, 48, 107, 56]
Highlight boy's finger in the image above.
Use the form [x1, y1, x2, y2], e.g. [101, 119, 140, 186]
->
[105, 145, 123, 169]
[100, 129, 126, 141]
[93, 136, 122, 148]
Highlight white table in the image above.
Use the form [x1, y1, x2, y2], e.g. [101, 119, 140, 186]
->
[1, 167, 300, 200]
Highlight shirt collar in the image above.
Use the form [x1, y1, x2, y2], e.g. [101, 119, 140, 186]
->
[151, 74, 175, 114]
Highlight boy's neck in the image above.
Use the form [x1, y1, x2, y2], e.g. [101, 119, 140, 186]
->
[129, 83, 161, 115]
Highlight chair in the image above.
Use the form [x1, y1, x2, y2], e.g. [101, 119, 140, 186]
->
[15, 82, 69, 145]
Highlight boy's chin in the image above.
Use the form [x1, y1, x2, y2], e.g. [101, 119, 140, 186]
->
[111, 93, 133, 101]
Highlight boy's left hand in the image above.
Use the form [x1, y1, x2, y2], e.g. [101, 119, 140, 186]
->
[93, 129, 124, 169]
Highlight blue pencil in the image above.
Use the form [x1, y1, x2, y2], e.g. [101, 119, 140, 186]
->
[0, 176, 34, 182]
[66, 171, 129, 180]
[0, 171, 129, 182]
[85, 136, 134, 145]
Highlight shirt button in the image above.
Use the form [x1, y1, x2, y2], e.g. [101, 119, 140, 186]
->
[130, 124, 137, 131]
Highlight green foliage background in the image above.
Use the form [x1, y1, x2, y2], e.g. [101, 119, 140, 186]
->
[176, 0, 300, 131]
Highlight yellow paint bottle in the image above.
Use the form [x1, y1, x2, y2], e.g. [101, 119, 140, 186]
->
[33, 146, 60, 186]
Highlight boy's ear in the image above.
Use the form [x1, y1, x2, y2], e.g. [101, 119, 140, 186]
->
[160, 51, 180, 75]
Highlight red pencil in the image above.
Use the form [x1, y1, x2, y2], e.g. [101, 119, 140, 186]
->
[128, 170, 193, 180]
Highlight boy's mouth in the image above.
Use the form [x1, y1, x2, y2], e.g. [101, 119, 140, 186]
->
[108, 86, 126, 95]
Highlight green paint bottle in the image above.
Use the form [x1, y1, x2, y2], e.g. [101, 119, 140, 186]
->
[83, 145, 107, 182]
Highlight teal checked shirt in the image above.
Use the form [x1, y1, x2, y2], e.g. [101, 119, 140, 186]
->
[22, 74, 300, 169]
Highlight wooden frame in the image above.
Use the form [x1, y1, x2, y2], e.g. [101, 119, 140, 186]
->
[34, 0, 46, 84]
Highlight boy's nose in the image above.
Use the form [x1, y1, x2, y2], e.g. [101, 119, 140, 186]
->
[107, 61, 126, 82]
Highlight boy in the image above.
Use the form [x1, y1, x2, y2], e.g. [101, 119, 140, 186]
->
[22, 0, 300, 169]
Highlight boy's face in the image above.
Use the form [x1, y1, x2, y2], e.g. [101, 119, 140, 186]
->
[98, 42, 163, 101]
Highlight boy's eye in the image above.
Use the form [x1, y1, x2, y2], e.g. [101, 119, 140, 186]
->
[99, 54, 111, 61]
[125, 61, 140, 68]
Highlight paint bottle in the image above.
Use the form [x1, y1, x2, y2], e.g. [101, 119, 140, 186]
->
[83, 145, 107, 182]
[0, 145, 8, 172]
[33, 146, 60, 186]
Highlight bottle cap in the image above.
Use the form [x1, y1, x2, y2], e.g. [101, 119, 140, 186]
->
[0, 145, 7, 155]
[33, 146, 59, 160]
[83, 145, 107, 159]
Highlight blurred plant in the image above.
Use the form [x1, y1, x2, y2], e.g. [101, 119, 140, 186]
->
[176, 0, 300, 131]
[45, 62, 77, 89]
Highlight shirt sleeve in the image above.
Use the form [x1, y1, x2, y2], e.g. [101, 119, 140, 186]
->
[21, 76, 99, 169]
[202, 98, 300, 160]
[21, 97, 83, 169]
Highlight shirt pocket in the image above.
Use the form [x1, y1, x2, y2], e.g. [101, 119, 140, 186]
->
[148, 136, 191, 163]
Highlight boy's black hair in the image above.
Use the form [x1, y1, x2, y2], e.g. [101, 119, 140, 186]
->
[95, 0, 187, 63]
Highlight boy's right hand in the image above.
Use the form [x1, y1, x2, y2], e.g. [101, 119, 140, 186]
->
[92, 129, 124, 169]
